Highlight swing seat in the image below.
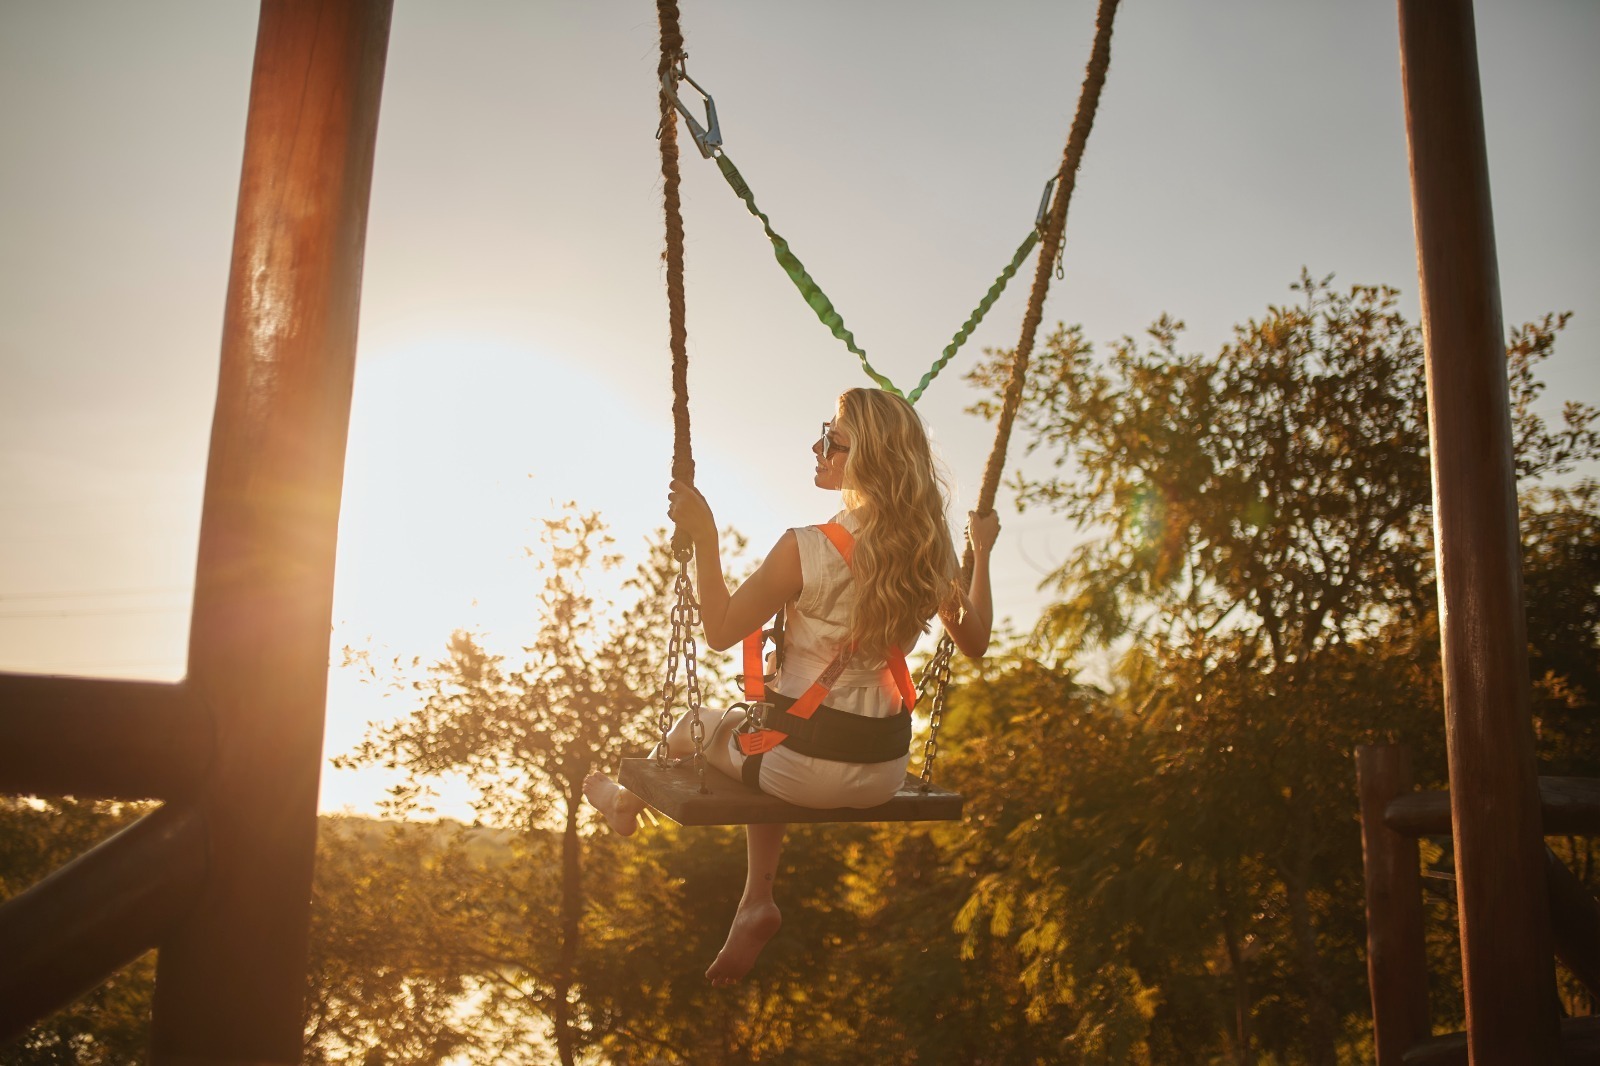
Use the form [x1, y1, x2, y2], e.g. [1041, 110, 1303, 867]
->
[617, 758, 963, 826]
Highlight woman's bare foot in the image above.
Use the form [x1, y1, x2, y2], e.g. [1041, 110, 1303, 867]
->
[583, 772, 645, 837]
[705, 900, 782, 986]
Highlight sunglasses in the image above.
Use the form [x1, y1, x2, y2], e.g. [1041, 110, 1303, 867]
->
[818, 421, 851, 461]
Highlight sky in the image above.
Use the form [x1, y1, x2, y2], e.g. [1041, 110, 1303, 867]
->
[1, 1, 1596, 815]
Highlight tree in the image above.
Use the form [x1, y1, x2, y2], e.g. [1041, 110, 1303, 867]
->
[304, 815, 518, 1064]
[1523, 479, 1600, 776]
[336, 508, 748, 1064]
[337, 508, 655, 1064]
[961, 273, 1596, 1062]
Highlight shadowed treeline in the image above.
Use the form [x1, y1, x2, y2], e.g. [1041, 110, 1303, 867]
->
[4, 275, 1597, 1064]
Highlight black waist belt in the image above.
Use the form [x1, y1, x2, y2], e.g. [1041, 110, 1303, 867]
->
[749, 690, 912, 764]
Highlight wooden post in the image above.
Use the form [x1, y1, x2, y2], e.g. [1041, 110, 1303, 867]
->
[1396, 0, 1559, 1059]
[1356, 745, 1431, 1063]
[148, 1, 391, 1062]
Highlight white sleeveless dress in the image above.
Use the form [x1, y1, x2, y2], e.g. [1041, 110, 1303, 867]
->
[724, 510, 916, 808]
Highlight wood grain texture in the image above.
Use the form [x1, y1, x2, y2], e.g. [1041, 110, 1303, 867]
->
[1386, 778, 1600, 838]
[618, 759, 963, 826]
[1399, 1016, 1600, 1066]
[0, 675, 205, 800]
[1398, 0, 1558, 1055]
[0, 806, 206, 1043]
[149, 2, 393, 1062]
[1356, 745, 1431, 1064]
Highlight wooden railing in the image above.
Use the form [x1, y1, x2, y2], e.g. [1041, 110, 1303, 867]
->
[1357, 744, 1600, 1064]
[0, 3, 392, 1062]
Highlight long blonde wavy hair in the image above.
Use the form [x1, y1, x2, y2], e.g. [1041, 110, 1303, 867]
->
[833, 388, 959, 659]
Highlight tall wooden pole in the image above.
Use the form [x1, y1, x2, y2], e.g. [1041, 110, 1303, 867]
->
[149, 1, 391, 1061]
[1396, 1, 1558, 1059]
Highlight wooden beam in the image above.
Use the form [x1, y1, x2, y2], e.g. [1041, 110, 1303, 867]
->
[1397, 0, 1559, 1056]
[148, 2, 392, 1062]
[1544, 847, 1600, 999]
[1400, 1016, 1600, 1066]
[0, 805, 206, 1043]
[1385, 778, 1600, 838]
[1356, 745, 1431, 1064]
[0, 675, 205, 800]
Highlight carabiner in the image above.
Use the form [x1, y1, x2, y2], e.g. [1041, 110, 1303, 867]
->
[1035, 174, 1059, 235]
[661, 59, 723, 159]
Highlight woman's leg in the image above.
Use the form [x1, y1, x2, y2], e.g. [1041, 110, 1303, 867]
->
[582, 773, 645, 836]
[702, 708, 747, 780]
[706, 821, 787, 985]
[665, 705, 745, 766]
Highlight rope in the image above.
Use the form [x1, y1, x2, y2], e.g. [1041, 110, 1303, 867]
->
[970, 0, 1120, 550]
[920, 0, 1120, 790]
[657, 0, 695, 556]
[656, 0, 711, 791]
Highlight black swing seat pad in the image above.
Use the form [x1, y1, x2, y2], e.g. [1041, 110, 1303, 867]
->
[617, 758, 963, 826]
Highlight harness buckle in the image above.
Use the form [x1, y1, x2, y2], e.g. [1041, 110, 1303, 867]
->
[661, 59, 723, 159]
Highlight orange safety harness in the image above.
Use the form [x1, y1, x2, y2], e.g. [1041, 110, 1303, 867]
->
[735, 522, 918, 758]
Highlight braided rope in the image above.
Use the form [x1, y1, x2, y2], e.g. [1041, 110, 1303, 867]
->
[923, 0, 1120, 789]
[972, 0, 1120, 537]
[656, 0, 710, 790]
[657, 0, 695, 556]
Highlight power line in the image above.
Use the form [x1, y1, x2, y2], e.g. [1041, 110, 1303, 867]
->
[0, 585, 189, 603]
[0, 605, 190, 620]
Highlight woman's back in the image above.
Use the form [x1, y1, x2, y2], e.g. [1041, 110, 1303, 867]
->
[758, 514, 918, 808]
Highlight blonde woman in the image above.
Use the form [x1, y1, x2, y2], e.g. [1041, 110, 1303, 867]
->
[585, 387, 998, 984]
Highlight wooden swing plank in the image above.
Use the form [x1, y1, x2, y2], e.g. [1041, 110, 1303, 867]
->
[617, 758, 963, 826]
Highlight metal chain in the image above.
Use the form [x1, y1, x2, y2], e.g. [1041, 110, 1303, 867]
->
[678, 566, 707, 786]
[655, 568, 684, 762]
[656, 552, 709, 788]
[917, 632, 956, 789]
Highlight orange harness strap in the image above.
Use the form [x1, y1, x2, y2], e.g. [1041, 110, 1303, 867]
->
[741, 627, 765, 701]
[813, 522, 917, 709]
[737, 523, 916, 757]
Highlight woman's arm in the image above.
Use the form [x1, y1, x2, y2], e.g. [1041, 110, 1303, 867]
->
[668, 479, 803, 651]
[939, 510, 1000, 659]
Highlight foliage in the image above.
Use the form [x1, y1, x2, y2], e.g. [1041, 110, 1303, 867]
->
[1524, 479, 1600, 775]
[335, 509, 639, 1063]
[958, 273, 1596, 1063]
[332, 508, 747, 1063]
[304, 816, 524, 1064]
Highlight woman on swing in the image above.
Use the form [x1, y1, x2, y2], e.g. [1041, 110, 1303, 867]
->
[584, 386, 998, 985]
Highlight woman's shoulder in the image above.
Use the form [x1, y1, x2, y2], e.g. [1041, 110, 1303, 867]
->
[787, 513, 853, 540]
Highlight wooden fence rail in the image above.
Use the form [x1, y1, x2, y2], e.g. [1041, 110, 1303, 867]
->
[1357, 743, 1600, 1064]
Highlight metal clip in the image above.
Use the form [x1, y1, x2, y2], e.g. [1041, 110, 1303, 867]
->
[661, 59, 723, 159]
[1035, 174, 1059, 234]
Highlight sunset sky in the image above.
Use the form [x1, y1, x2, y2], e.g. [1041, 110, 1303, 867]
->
[2, 1, 1595, 814]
